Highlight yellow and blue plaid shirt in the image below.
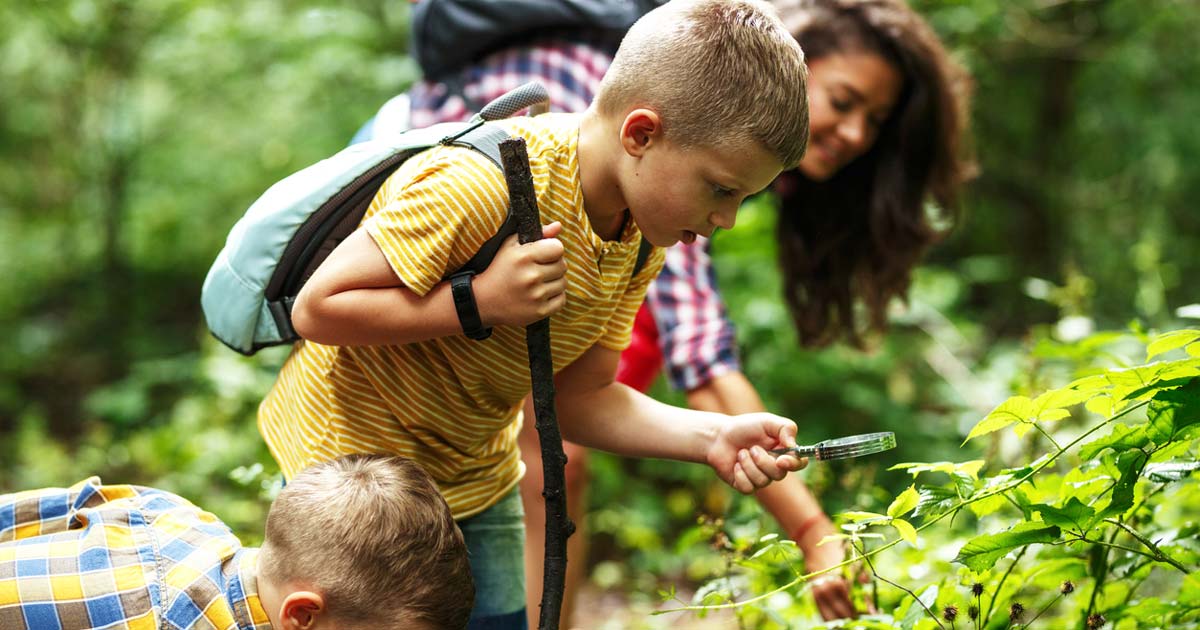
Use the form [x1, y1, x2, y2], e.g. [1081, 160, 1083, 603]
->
[0, 478, 271, 630]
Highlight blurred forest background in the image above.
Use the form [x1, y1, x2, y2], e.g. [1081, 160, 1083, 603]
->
[1, 0, 1197, 621]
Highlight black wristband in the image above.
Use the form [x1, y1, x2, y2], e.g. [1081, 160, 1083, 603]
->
[449, 272, 492, 341]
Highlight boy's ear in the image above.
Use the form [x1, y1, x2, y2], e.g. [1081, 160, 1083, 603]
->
[278, 591, 326, 630]
[620, 108, 663, 157]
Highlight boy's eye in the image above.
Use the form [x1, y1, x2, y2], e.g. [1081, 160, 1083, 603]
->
[830, 97, 852, 112]
[712, 185, 735, 197]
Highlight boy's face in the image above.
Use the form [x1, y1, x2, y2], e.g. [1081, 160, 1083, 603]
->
[618, 112, 783, 247]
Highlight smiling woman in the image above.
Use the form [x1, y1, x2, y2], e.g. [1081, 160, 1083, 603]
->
[770, 0, 975, 347]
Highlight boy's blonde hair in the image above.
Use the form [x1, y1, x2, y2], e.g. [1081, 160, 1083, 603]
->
[259, 455, 472, 630]
[596, 0, 809, 168]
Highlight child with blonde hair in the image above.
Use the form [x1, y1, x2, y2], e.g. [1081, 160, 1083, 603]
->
[259, 1, 811, 625]
[1, 454, 473, 630]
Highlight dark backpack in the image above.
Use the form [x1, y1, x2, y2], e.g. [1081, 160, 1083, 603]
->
[411, 0, 669, 79]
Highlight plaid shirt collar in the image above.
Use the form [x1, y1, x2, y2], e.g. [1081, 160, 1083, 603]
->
[231, 548, 273, 630]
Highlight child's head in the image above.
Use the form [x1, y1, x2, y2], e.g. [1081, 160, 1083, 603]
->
[596, 0, 809, 169]
[258, 454, 472, 630]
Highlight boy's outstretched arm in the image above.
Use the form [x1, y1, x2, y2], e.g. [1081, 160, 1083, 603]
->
[292, 223, 567, 346]
[554, 344, 806, 494]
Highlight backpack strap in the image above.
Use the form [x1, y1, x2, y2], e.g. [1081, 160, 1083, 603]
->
[632, 236, 654, 278]
[453, 122, 657, 281]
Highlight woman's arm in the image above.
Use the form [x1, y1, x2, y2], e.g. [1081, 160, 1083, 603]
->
[687, 371, 858, 620]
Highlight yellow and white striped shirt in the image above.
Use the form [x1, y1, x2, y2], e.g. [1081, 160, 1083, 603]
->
[259, 113, 664, 518]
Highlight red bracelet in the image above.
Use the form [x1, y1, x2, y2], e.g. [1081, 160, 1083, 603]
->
[790, 513, 830, 542]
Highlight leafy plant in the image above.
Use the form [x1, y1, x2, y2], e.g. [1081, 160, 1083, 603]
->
[667, 327, 1200, 629]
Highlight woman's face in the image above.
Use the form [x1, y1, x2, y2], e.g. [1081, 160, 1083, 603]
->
[798, 52, 903, 181]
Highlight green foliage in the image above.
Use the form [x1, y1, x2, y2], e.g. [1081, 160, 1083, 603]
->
[671, 328, 1200, 628]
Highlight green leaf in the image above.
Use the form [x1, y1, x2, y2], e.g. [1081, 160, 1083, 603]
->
[967, 492, 1008, 518]
[1085, 394, 1124, 417]
[953, 522, 1061, 572]
[891, 518, 918, 546]
[1146, 377, 1200, 443]
[914, 485, 960, 518]
[899, 584, 939, 630]
[1032, 497, 1097, 532]
[1144, 460, 1200, 483]
[888, 485, 920, 518]
[1146, 329, 1200, 360]
[1180, 572, 1200, 607]
[841, 511, 888, 523]
[1188, 342, 1200, 358]
[890, 461, 959, 477]
[889, 459, 987, 480]
[1097, 450, 1147, 520]
[1079, 423, 1150, 460]
[1032, 387, 1098, 415]
[963, 396, 1035, 444]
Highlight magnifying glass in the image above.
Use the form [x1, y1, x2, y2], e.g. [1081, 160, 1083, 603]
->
[771, 431, 897, 461]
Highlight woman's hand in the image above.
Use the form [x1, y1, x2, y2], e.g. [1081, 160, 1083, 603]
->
[797, 521, 861, 620]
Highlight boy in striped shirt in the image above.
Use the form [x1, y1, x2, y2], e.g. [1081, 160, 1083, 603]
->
[0, 455, 473, 630]
[258, 1, 811, 625]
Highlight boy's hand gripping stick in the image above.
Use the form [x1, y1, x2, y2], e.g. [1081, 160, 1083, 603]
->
[500, 137, 571, 630]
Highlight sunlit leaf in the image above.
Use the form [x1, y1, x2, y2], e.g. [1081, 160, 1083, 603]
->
[955, 460, 987, 478]
[953, 522, 1061, 572]
[1146, 329, 1200, 360]
[967, 492, 1009, 518]
[1065, 374, 1112, 392]
[964, 396, 1035, 444]
[1033, 387, 1098, 414]
[891, 518, 918, 546]
[1146, 378, 1200, 443]
[888, 485, 920, 518]
[1079, 423, 1150, 459]
[913, 485, 960, 518]
[816, 534, 849, 547]
[1180, 572, 1200, 607]
[1085, 395, 1117, 417]
[899, 584, 939, 630]
[840, 511, 888, 523]
[1144, 461, 1200, 483]
[889, 461, 959, 477]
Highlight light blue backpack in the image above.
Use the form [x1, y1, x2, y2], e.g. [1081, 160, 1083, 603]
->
[201, 83, 554, 355]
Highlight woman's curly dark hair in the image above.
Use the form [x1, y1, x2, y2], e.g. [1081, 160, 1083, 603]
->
[771, 0, 975, 347]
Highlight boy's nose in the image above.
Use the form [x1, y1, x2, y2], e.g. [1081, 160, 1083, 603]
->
[710, 205, 737, 231]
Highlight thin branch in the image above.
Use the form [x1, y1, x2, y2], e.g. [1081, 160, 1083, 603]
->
[1103, 518, 1191, 573]
[1030, 423, 1063, 451]
[1024, 592, 1064, 627]
[984, 546, 1028, 626]
[855, 541, 945, 630]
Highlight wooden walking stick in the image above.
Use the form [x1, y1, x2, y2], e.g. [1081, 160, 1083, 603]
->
[499, 137, 574, 630]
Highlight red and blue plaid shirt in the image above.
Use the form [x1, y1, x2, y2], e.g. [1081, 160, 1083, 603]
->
[368, 35, 742, 394]
[0, 478, 270, 630]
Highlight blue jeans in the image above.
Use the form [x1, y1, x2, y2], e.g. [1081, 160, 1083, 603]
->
[459, 487, 527, 630]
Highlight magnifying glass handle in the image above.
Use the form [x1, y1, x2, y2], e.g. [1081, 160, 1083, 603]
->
[771, 445, 819, 458]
